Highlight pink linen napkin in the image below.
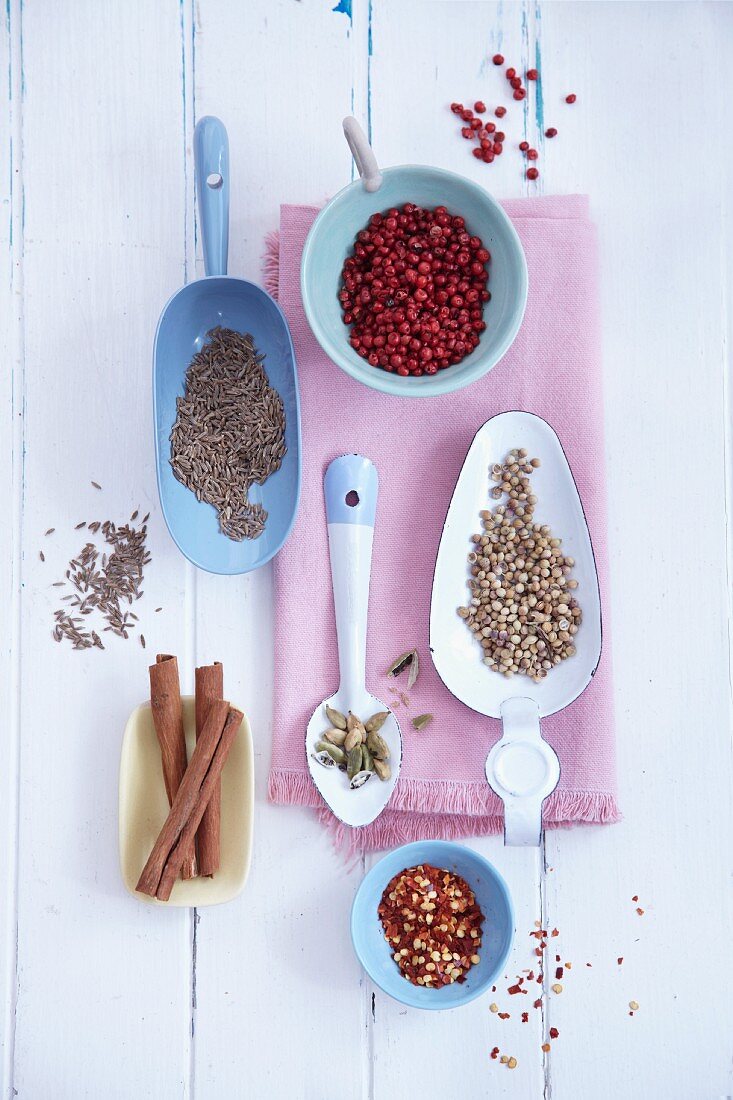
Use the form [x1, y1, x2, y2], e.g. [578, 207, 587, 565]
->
[267, 195, 619, 851]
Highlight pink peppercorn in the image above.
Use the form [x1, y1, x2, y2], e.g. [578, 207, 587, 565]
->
[545, 127, 558, 138]
[527, 167, 539, 180]
[492, 53, 504, 65]
[527, 68, 538, 80]
[495, 106, 507, 118]
[565, 93, 576, 104]
[474, 100, 486, 114]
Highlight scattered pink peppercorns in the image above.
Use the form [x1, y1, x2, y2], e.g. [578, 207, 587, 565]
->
[474, 100, 486, 114]
[492, 53, 504, 65]
[495, 106, 507, 117]
[506, 67, 517, 79]
[527, 167, 539, 180]
[519, 141, 529, 152]
[495, 131, 506, 142]
[493, 142, 504, 155]
[513, 89, 526, 100]
[527, 68, 538, 80]
[565, 93, 576, 104]
[484, 121, 496, 134]
[339, 204, 490, 377]
[510, 76, 522, 89]
[545, 127, 558, 138]
[527, 148, 538, 160]
[461, 127, 473, 139]
[450, 102, 463, 114]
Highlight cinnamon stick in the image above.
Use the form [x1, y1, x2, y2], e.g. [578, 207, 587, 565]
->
[156, 707, 241, 901]
[136, 701, 242, 900]
[194, 662, 224, 876]
[149, 654, 196, 879]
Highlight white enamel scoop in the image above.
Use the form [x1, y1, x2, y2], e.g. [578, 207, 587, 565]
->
[305, 455, 402, 828]
[430, 412, 602, 846]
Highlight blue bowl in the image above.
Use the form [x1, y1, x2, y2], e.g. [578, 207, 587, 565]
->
[351, 840, 514, 1010]
[301, 166, 528, 398]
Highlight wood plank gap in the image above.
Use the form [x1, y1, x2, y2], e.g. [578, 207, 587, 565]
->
[2, 1, 25, 1093]
[180, 2, 197, 1096]
[350, 0, 372, 164]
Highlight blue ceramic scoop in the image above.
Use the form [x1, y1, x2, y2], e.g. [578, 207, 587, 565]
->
[153, 116, 301, 574]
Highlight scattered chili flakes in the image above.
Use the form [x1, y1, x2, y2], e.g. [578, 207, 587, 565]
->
[498, 1012, 510, 1020]
[551, 928, 559, 937]
[378, 864, 484, 988]
[508, 984, 523, 995]
[490, 1046, 499, 1060]
[555, 967, 563, 980]
[549, 1027, 559, 1039]
[521, 1011, 529, 1023]
[536, 972, 543, 983]
[541, 1042, 551, 1052]
[632, 895, 638, 902]
[636, 907, 645, 916]
[533, 998, 542, 1009]
[617, 957, 624, 966]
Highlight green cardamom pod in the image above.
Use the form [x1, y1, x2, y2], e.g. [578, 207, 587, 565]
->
[361, 743, 374, 772]
[315, 739, 347, 765]
[373, 758, 391, 781]
[366, 729, 390, 761]
[365, 710, 389, 733]
[323, 727, 347, 746]
[347, 745, 363, 780]
[411, 713, 434, 731]
[325, 705, 347, 730]
[344, 727, 363, 752]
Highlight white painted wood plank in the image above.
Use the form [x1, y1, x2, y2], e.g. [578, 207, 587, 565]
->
[11, 4, 195, 1096]
[190, 3, 372, 1097]
[0, 2, 20, 1090]
[539, 4, 733, 1098]
[366, 4, 545, 1094]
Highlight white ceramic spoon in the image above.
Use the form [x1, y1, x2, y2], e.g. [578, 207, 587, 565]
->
[430, 412, 602, 846]
[305, 455, 402, 828]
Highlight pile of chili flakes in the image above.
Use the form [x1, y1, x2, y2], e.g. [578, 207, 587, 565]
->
[378, 863, 484, 987]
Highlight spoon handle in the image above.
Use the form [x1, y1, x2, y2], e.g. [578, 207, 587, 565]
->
[324, 455, 379, 698]
[194, 116, 229, 278]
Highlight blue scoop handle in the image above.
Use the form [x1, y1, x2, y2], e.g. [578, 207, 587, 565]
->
[194, 116, 229, 277]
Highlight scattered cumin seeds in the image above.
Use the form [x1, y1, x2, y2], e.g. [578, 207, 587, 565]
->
[91, 481, 102, 490]
[45, 528, 55, 536]
[155, 607, 162, 613]
[140, 634, 146, 649]
[75, 522, 86, 530]
[39, 551, 45, 562]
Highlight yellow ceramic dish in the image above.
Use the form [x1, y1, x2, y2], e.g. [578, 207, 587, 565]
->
[119, 697, 253, 907]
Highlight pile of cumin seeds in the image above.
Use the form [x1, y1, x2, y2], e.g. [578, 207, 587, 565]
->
[51, 512, 151, 650]
[169, 327, 287, 541]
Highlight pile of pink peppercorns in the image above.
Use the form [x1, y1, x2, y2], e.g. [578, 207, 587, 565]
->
[339, 203, 491, 377]
[450, 54, 576, 180]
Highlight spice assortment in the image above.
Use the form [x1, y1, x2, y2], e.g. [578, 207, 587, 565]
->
[170, 326, 286, 541]
[139, 654, 236, 900]
[312, 705, 392, 787]
[339, 204, 490, 376]
[457, 448, 581, 681]
[378, 864, 484, 987]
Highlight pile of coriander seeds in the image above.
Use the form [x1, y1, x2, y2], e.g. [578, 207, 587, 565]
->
[457, 448, 581, 681]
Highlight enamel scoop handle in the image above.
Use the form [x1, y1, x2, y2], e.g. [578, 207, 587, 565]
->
[342, 117, 383, 193]
[324, 455, 378, 698]
[194, 115, 229, 277]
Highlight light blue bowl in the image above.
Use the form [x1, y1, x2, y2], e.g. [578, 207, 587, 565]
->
[351, 840, 514, 1010]
[301, 165, 528, 398]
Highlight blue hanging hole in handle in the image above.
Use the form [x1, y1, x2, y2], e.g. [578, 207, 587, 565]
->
[194, 116, 229, 277]
[324, 455, 378, 527]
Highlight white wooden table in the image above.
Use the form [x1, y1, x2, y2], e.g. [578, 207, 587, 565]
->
[2, 2, 732, 1096]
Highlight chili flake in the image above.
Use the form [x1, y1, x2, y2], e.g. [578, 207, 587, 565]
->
[378, 864, 484, 988]
[549, 1026, 559, 1039]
